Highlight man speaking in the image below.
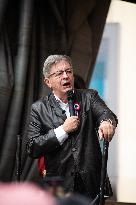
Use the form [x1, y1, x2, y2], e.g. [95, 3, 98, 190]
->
[27, 55, 117, 200]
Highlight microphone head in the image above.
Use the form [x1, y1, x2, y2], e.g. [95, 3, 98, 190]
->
[67, 90, 74, 101]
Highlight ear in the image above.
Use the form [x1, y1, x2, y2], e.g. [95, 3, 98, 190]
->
[44, 78, 52, 89]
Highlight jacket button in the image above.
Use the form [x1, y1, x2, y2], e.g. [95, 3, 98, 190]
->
[72, 148, 76, 152]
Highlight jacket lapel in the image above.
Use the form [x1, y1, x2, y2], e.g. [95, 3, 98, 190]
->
[48, 93, 67, 121]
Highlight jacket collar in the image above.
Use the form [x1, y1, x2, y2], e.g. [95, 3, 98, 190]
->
[48, 92, 67, 120]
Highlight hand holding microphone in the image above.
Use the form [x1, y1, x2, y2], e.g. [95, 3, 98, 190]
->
[63, 116, 80, 133]
[62, 90, 80, 133]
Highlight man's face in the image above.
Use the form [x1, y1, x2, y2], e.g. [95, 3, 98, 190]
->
[44, 60, 74, 99]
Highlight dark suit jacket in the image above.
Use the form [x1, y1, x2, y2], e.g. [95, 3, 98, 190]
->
[27, 89, 117, 198]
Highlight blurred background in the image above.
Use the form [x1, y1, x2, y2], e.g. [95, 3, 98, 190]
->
[90, 1, 136, 203]
[0, 0, 136, 203]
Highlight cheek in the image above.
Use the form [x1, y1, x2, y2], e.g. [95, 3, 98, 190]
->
[51, 80, 61, 89]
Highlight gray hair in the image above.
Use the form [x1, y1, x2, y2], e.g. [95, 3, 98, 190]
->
[43, 55, 73, 78]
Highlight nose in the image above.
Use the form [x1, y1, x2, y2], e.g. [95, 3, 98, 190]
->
[62, 71, 68, 78]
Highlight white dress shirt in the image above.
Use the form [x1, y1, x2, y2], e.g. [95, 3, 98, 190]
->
[54, 95, 70, 145]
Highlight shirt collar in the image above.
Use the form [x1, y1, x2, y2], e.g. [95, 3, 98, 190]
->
[53, 94, 68, 105]
[53, 90, 74, 104]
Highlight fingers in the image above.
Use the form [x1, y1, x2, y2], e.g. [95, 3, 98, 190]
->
[63, 116, 80, 133]
[98, 121, 115, 142]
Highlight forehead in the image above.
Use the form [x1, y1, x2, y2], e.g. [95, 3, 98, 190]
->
[50, 60, 71, 72]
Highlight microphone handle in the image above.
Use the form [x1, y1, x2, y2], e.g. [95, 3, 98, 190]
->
[68, 99, 75, 116]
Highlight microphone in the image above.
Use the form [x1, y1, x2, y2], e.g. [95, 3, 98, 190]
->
[67, 90, 75, 116]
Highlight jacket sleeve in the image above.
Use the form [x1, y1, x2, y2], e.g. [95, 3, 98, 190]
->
[89, 90, 118, 127]
[26, 104, 61, 159]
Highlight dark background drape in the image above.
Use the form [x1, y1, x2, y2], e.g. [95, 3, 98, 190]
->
[0, 0, 111, 183]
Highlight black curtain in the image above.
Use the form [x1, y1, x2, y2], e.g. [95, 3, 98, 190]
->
[0, 0, 111, 182]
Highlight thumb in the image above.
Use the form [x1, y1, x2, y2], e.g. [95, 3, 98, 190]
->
[98, 128, 103, 140]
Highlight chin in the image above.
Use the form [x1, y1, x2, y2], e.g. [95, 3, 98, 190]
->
[65, 87, 73, 92]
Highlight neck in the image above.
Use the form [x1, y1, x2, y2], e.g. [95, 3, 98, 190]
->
[53, 91, 68, 103]
[60, 97, 68, 103]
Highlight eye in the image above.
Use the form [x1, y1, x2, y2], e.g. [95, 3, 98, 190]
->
[66, 70, 72, 74]
[55, 71, 63, 77]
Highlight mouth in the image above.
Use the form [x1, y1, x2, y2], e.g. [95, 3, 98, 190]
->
[62, 82, 71, 87]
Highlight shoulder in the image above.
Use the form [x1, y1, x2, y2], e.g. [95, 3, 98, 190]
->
[31, 96, 49, 111]
[76, 88, 98, 100]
